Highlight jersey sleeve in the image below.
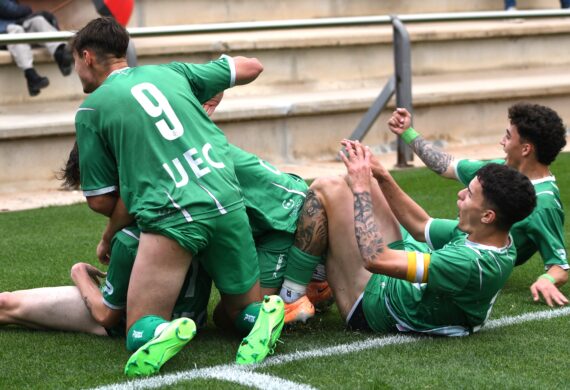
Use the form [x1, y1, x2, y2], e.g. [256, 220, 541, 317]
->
[427, 247, 472, 294]
[454, 159, 505, 186]
[167, 56, 234, 104]
[101, 229, 138, 309]
[527, 208, 568, 269]
[75, 114, 119, 196]
[425, 218, 462, 250]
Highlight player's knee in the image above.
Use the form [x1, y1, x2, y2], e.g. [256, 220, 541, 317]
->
[310, 175, 347, 199]
[6, 24, 25, 34]
[0, 292, 19, 317]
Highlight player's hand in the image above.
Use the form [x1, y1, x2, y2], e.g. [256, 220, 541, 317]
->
[530, 278, 569, 307]
[70, 262, 106, 286]
[97, 238, 111, 265]
[84, 263, 107, 286]
[340, 139, 372, 193]
[387, 108, 412, 136]
[202, 92, 224, 117]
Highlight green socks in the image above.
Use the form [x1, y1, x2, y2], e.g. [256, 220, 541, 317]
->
[126, 315, 168, 352]
[283, 246, 322, 286]
[234, 301, 262, 335]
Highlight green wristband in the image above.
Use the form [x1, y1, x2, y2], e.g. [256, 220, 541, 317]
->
[401, 127, 420, 145]
[538, 273, 556, 284]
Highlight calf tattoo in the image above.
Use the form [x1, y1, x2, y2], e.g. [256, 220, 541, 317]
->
[293, 190, 328, 255]
[353, 191, 385, 262]
[411, 137, 453, 175]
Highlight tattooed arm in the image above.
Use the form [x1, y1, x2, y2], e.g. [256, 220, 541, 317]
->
[340, 140, 408, 279]
[387, 108, 458, 179]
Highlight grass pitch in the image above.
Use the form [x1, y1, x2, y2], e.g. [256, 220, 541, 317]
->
[1, 154, 569, 389]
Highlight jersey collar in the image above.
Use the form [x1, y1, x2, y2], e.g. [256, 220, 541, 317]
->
[531, 175, 556, 185]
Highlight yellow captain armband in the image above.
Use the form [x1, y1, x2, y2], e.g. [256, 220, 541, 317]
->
[406, 251, 431, 283]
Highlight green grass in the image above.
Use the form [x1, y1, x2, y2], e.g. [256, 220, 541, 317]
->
[1, 154, 569, 389]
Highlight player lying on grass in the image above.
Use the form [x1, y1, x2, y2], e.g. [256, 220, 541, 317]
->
[288, 140, 536, 335]
[388, 103, 568, 307]
[71, 17, 283, 376]
[0, 225, 211, 338]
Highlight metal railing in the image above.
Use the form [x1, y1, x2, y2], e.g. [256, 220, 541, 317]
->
[1, 9, 569, 164]
[1, 9, 569, 44]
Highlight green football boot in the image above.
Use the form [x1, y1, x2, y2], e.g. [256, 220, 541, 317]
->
[124, 317, 197, 378]
[236, 295, 285, 365]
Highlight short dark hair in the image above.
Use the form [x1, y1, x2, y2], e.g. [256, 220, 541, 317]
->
[508, 103, 567, 165]
[58, 141, 80, 190]
[70, 17, 129, 61]
[477, 163, 536, 231]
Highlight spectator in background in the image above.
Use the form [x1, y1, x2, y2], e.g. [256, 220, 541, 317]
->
[0, 0, 72, 96]
[505, 0, 570, 11]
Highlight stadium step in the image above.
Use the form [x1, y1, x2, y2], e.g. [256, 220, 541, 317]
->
[2, 17, 570, 105]
[2, 14, 570, 191]
[2, 65, 569, 192]
[25, 0, 566, 29]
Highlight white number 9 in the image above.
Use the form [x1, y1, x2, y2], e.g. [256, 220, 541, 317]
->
[131, 82, 184, 141]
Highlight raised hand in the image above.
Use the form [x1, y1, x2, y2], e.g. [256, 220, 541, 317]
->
[387, 107, 412, 135]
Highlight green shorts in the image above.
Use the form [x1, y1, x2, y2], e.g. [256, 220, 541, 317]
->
[388, 225, 431, 253]
[255, 230, 295, 288]
[362, 274, 398, 333]
[154, 209, 259, 295]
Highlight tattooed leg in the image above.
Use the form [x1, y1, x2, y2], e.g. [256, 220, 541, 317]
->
[293, 189, 328, 256]
[310, 176, 373, 319]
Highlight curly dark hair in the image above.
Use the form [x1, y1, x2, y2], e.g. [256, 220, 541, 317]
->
[508, 103, 567, 165]
[70, 17, 129, 61]
[57, 141, 80, 190]
[477, 163, 536, 231]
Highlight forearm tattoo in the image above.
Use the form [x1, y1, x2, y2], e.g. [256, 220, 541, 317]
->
[353, 191, 385, 263]
[410, 137, 453, 175]
[293, 190, 328, 255]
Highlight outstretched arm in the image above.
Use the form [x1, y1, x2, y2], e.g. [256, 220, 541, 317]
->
[530, 265, 569, 307]
[70, 263, 123, 329]
[387, 108, 458, 179]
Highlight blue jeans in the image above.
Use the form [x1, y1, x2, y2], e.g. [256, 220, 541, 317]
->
[505, 0, 570, 8]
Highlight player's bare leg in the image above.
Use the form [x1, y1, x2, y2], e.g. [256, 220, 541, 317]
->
[124, 233, 195, 377]
[0, 286, 106, 335]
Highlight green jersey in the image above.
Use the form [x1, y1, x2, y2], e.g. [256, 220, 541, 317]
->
[230, 144, 307, 237]
[454, 159, 567, 269]
[102, 226, 212, 328]
[76, 58, 244, 230]
[363, 219, 515, 336]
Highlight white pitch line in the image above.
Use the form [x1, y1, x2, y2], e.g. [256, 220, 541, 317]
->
[91, 307, 570, 390]
[93, 365, 315, 390]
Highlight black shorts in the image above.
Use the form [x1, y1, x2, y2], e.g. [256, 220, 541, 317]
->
[346, 297, 372, 332]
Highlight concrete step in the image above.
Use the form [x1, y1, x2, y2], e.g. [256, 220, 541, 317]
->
[2, 66, 569, 192]
[2, 18, 569, 105]
[24, 0, 566, 29]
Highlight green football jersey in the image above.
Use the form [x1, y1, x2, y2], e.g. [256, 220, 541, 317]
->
[363, 219, 515, 336]
[102, 226, 212, 328]
[76, 57, 245, 230]
[230, 145, 308, 237]
[455, 159, 567, 269]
